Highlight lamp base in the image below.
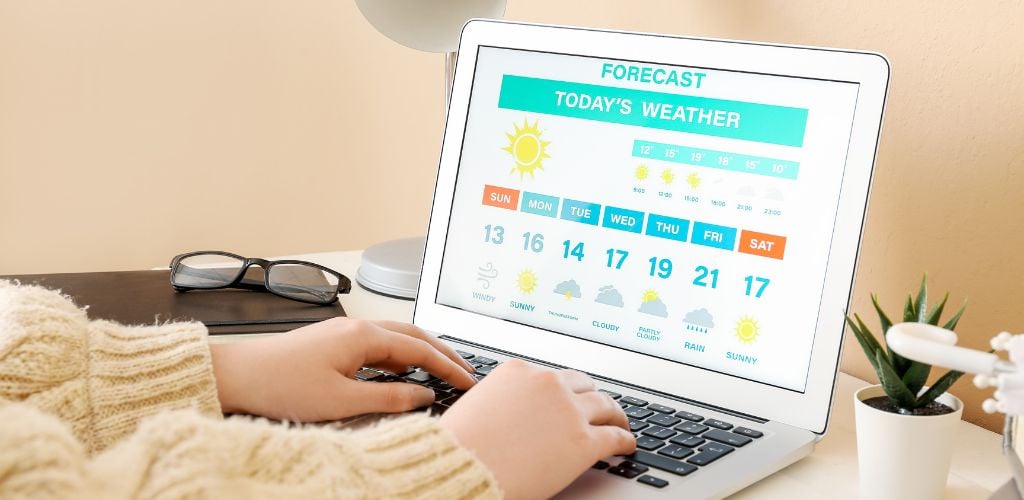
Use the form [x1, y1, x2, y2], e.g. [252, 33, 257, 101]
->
[356, 237, 425, 300]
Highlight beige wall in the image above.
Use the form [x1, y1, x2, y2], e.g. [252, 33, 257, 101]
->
[2, 0, 1022, 431]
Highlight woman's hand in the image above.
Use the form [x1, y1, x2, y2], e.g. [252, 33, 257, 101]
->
[439, 360, 635, 499]
[209, 318, 476, 421]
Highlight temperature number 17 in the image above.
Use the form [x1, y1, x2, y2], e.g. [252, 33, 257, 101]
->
[744, 276, 771, 298]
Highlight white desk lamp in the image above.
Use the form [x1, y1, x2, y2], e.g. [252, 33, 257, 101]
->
[887, 323, 1024, 499]
[354, 0, 507, 299]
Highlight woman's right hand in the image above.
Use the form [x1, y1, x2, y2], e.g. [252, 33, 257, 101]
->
[438, 359, 635, 499]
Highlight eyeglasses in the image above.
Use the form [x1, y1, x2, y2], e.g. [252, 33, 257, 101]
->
[169, 251, 351, 305]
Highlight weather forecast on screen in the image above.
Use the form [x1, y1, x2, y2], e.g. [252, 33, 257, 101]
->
[436, 46, 859, 392]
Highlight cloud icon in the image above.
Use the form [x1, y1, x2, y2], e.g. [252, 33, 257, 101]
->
[553, 279, 582, 299]
[684, 308, 715, 333]
[638, 298, 669, 318]
[594, 285, 624, 307]
[765, 188, 785, 201]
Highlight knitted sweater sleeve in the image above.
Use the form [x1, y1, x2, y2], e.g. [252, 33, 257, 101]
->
[0, 402, 500, 498]
[0, 281, 502, 498]
[0, 280, 222, 454]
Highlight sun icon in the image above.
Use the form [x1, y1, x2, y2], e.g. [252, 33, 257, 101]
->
[516, 269, 538, 294]
[686, 172, 701, 189]
[735, 316, 760, 344]
[660, 168, 675, 185]
[503, 119, 551, 179]
[635, 164, 650, 181]
[641, 289, 659, 303]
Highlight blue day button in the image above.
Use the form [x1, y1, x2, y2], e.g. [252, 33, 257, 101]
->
[645, 214, 690, 242]
[520, 191, 560, 218]
[560, 199, 601, 225]
[691, 221, 737, 250]
[602, 206, 644, 233]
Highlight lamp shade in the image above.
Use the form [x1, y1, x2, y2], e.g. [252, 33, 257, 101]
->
[355, 0, 507, 53]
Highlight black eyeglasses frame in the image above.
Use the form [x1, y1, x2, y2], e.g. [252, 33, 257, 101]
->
[168, 250, 351, 305]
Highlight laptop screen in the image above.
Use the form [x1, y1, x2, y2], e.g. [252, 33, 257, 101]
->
[435, 45, 860, 392]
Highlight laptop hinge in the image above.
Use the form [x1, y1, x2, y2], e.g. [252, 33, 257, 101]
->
[442, 336, 769, 424]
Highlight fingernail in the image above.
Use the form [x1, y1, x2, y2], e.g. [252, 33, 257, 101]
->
[414, 387, 435, 407]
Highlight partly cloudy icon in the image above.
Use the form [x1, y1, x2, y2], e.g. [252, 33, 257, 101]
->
[638, 289, 669, 318]
[553, 279, 582, 300]
[594, 285, 624, 307]
[684, 308, 715, 334]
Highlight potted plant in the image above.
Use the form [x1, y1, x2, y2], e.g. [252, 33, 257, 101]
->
[845, 277, 967, 500]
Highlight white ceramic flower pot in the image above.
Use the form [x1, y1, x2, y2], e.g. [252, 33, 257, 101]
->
[854, 385, 964, 500]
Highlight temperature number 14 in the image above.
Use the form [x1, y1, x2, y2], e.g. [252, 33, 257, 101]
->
[562, 240, 585, 261]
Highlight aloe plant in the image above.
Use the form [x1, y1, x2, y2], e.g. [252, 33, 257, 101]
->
[845, 276, 967, 412]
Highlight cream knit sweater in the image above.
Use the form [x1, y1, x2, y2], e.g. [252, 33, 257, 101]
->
[0, 281, 501, 499]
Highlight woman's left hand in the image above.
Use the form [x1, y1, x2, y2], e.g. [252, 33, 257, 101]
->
[209, 318, 476, 421]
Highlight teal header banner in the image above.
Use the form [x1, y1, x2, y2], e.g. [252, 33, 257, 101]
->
[497, 75, 808, 148]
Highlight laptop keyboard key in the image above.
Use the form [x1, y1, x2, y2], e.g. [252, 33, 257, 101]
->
[648, 414, 682, 427]
[636, 435, 666, 451]
[620, 461, 649, 475]
[607, 465, 641, 479]
[629, 451, 698, 476]
[473, 356, 498, 366]
[705, 419, 734, 430]
[620, 396, 648, 407]
[687, 442, 735, 466]
[628, 419, 650, 432]
[428, 379, 454, 391]
[637, 475, 669, 488]
[592, 460, 610, 470]
[657, 444, 695, 460]
[648, 403, 676, 414]
[404, 370, 433, 383]
[599, 389, 621, 399]
[734, 427, 764, 438]
[355, 368, 382, 381]
[475, 364, 496, 374]
[670, 434, 706, 448]
[675, 410, 705, 422]
[455, 350, 475, 360]
[641, 426, 677, 440]
[625, 407, 654, 419]
[675, 422, 709, 435]
[704, 429, 752, 447]
[618, 401, 630, 409]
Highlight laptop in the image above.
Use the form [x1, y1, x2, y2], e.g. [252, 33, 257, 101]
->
[397, 20, 887, 498]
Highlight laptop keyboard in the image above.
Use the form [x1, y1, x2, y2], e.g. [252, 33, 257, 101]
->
[356, 348, 766, 490]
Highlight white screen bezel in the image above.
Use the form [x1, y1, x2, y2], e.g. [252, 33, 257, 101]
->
[415, 20, 889, 434]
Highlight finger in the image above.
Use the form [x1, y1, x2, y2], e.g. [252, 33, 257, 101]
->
[344, 381, 436, 415]
[589, 425, 637, 458]
[361, 324, 477, 389]
[371, 320, 476, 373]
[578, 391, 629, 429]
[559, 369, 597, 393]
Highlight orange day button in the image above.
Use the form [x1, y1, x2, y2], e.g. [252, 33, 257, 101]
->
[481, 184, 521, 210]
[739, 230, 787, 260]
